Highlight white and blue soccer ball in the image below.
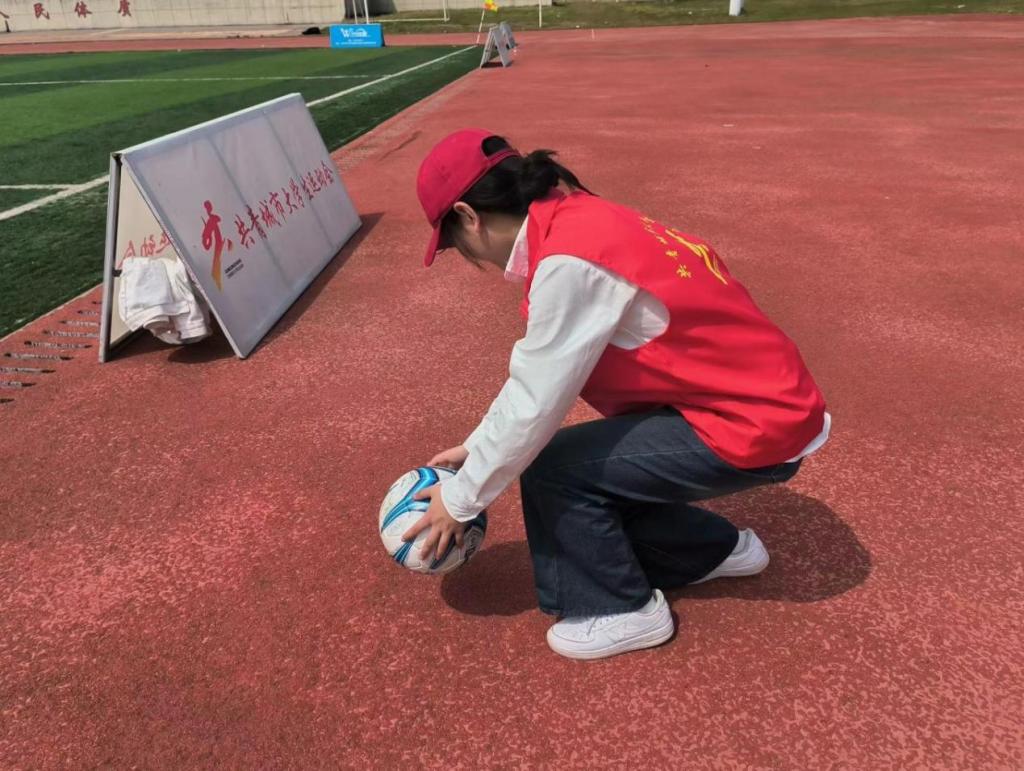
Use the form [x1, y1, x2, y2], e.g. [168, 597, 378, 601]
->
[378, 466, 487, 574]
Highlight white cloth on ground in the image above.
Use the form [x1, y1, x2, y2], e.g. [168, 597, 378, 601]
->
[118, 256, 211, 345]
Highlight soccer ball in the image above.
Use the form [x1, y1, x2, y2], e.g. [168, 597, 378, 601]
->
[378, 466, 487, 574]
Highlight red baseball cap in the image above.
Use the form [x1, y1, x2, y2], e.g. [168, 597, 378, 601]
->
[417, 128, 519, 267]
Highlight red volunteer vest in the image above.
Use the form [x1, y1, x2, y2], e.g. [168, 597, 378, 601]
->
[522, 191, 826, 469]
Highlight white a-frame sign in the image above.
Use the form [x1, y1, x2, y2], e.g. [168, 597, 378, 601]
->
[100, 93, 361, 361]
[480, 23, 515, 68]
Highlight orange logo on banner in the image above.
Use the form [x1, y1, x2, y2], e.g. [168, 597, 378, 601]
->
[201, 200, 234, 291]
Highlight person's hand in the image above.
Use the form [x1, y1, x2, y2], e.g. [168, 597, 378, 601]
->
[402, 484, 467, 561]
[428, 445, 469, 470]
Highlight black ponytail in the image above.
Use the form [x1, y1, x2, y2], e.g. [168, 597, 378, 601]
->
[440, 135, 592, 245]
[517, 148, 590, 204]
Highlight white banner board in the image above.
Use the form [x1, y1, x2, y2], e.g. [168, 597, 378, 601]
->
[499, 21, 517, 48]
[100, 93, 361, 360]
[480, 24, 513, 69]
[104, 158, 181, 352]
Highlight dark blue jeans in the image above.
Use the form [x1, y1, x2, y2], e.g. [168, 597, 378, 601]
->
[520, 407, 801, 616]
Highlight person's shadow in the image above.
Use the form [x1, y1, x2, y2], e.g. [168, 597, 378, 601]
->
[440, 486, 871, 616]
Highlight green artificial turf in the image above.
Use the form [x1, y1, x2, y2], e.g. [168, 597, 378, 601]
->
[0, 188, 53, 210]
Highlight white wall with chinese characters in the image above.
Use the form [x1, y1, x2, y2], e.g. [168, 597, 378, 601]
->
[0, 0, 547, 30]
[0, 0, 342, 32]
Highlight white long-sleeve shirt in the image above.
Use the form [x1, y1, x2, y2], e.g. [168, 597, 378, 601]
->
[440, 220, 830, 522]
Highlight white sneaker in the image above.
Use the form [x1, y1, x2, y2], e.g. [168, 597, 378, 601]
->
[689, 528, 769, 585]
[546, 589, 675, 661]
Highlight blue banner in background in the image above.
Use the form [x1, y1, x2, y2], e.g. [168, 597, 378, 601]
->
[330, 24, 385, 49]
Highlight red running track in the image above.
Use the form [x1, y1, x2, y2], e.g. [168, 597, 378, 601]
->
[1, 17, 1023, 768]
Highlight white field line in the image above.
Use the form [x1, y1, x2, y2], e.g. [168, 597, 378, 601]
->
[0, 177, 109, 222]
[307, 46, 475, 106]
[0, 46, 477, 223]
[0, 183, 76, 189]
[0, 74, 377, 87]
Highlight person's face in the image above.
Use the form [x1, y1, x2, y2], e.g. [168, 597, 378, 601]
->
[446, 202, 515, 269]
